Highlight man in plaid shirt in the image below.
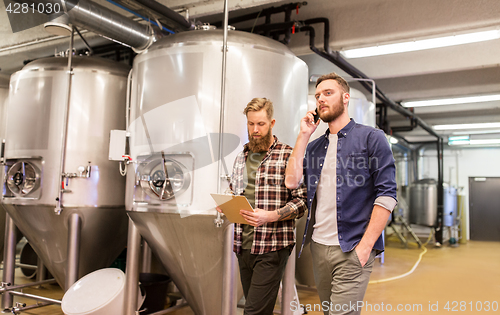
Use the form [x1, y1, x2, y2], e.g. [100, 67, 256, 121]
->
[218, 98, 307, 314]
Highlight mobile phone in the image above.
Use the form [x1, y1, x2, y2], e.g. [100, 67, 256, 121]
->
[313, 108, 320, 123]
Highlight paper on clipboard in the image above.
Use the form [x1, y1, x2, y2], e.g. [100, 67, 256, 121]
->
[211, 193, 254, 224]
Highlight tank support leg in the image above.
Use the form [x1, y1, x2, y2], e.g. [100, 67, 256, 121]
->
[1, 213, 18, 310]
[221, 224, 236, 314]
[141, 238, 152, 273]
[124, 218, 141, 315]
[66, 213, 82, 291]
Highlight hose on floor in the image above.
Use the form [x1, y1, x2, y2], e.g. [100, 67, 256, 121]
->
[368, 230, 433, 284]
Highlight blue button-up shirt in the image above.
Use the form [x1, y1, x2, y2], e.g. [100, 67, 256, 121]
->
[300, 119, 397, 254]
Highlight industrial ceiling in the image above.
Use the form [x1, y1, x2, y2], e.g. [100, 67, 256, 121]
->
[1, 0, 499, 143]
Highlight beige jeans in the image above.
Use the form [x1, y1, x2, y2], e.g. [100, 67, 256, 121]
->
[310, 241, 376, 315]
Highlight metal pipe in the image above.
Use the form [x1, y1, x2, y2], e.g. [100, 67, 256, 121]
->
[221, 223, 236, 314]
[281, 246, 296, 315]
[8, 291, 62, 305]
[140, 238, 152, 273]
[15, 263, 37, 270]
[65, 212, 82, 291]
[436, 138, 444, 245]
[217, 0, 230, 194]
[1, 214, 17, 310]
[74, 26, 93, 55]
[17, 302, 56, 312]
[129, 0, 191, 30]
[105, 0, 175, 34]
[59, 0, 153, 50]
[213, 2, 306, 27]
[12, 0, 153, 51]
[214, 0, 230, 227]
[36, 257, 47, 284]
[124, 218, 142, 315]
[0, 279, 57, 293]
[55, 26, 74, 215]
[347, 78, 376, 107]
[147, 302, 189, 314]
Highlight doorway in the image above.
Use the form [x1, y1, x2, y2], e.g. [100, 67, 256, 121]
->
[469, 177, 500, 241]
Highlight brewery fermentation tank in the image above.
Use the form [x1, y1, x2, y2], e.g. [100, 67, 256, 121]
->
[2, 57, 130, 289]
[126, 28, 308, 314]
[409, 178, 438, 227]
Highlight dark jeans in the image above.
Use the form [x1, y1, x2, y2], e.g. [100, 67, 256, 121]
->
[237, 247, 291, 315]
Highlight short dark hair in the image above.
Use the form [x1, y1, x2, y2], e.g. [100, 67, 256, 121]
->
[243, 98, 274, 120]
[316, 72, 350, 93]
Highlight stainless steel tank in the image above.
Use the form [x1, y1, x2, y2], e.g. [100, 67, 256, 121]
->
[395, 153, 410, 187]
[443, 184, 458, 227]
[2, 57, 130, 288]
[126, 28, 308, 314]
[409, 178, 438, 227]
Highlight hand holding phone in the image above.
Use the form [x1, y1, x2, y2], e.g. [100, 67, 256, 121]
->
[313, 108, 320, 123]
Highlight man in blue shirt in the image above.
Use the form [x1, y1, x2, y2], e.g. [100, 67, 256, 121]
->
[285, 72, 397, 314]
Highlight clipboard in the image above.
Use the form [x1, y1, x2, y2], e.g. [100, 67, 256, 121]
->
[210, 193, 254, 224]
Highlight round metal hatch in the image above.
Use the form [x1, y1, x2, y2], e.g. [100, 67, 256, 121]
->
[139, 159, 191, 200]
[7, 161, 41, 197]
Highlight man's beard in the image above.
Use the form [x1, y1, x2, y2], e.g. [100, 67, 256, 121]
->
[319, 94, 345, 123]
[248, 129, 273, 153]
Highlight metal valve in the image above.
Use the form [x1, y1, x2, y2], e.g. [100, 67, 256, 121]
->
[11, 302, 26, 314]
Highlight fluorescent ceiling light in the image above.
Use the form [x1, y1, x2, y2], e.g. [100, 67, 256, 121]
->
[402, 94, 500, 108]
[341, 29, 500, 59]
[448, 135, 500, 146]
[434, 122, 500, 131]
[452, 129, 500, 135]
[470, 139, 500, 145]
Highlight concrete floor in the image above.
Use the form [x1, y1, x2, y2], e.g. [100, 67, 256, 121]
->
[5, 239, 500, 315]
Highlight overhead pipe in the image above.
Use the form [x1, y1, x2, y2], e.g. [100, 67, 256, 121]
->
[130, 0, 191, 30]
[15, 0, 154, 51]
[105, 0, 175, 34]
[212, 2, 306, 28]
[296, 21, 441, 139]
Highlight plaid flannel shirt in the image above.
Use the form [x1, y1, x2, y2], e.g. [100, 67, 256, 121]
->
[230, 136, 307, 255]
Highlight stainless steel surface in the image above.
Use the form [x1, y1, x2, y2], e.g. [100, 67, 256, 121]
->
[36, 258, 47, 283]
[141, 238, 152, 273]
[126, 29, 308, 315]
[221, 223, 236, 314]
[395, 154, 410, 187]
[4, 205, 127, 288]
[43, 0, 152, 50]
[1, 214, 17, 310]
[0, 279, 57, 292]
[2, 56, 130, 288]
[65, 213, 82, 291]
[443, 185, 458, 227]
[9, 291, 62, 305]
[409, 179, 438, 227]
[124, 218, 142, 315]
[128, 212, 238, 315]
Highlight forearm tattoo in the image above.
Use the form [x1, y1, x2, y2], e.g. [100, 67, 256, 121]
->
[276, 205, 296, 221]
